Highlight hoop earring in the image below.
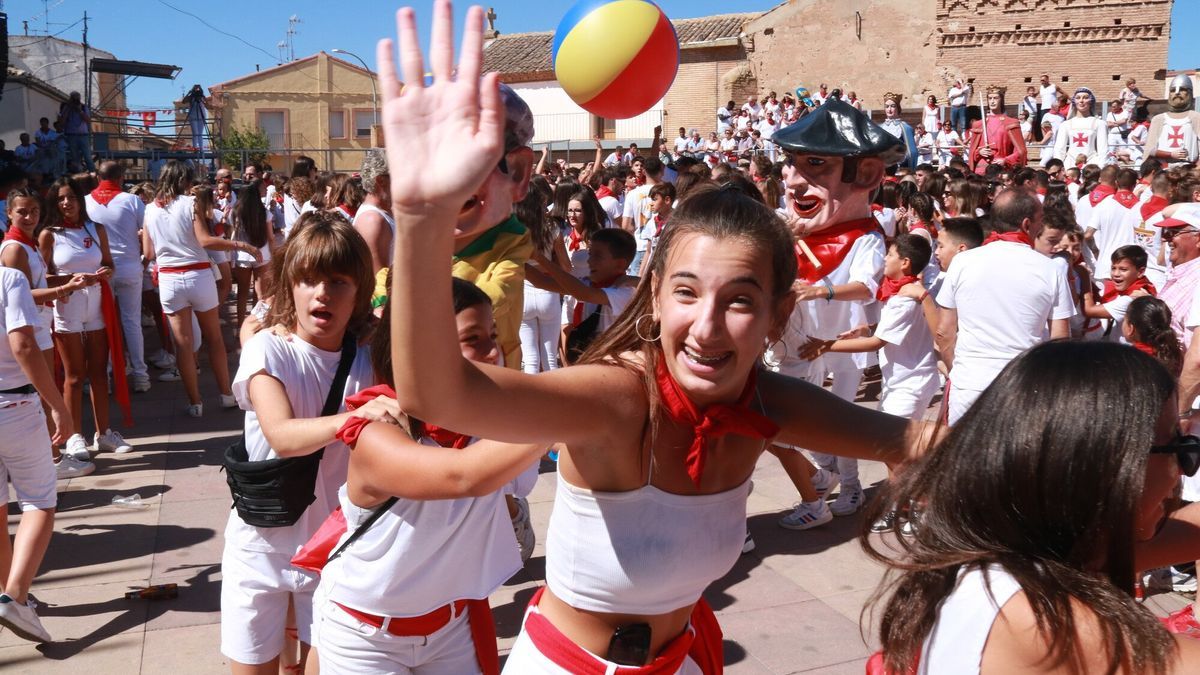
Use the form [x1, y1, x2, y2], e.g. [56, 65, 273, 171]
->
[634, 314, 661, 342]
[762, 338, 785, 370]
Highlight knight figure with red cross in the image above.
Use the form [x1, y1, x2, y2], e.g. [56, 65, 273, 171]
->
[1053, 87, 1109, 166]
[1146, 74, 1200, 165]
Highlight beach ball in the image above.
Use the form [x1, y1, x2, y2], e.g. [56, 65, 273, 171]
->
[552, 0, 679, 119]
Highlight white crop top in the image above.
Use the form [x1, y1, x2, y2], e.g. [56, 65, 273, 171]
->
[544, 472, 751, 615]
[51, 223, 103, 274]
[145, 195, 209, 267]
[320, 438, 521, 617]
[919, 565, 1023, 674]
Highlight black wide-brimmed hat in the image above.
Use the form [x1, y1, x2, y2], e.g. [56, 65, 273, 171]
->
[774, 98, 906, 165]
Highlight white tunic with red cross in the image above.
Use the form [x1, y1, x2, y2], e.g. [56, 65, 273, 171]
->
[1158, 120, 1198, 163]
[1055, 116, 1107, 166]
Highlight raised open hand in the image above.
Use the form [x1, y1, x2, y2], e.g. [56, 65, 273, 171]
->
[377, 1, 505, 216]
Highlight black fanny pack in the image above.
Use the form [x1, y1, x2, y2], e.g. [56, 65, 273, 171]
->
[223, 337, 356, 528]
[564, 305, 603, 365]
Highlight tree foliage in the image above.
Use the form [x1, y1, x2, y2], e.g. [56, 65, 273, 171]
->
[214, 124, 270, 170]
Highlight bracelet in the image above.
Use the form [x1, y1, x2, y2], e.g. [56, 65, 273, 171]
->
[918, 290, 930, 303]
[822, 278, 835, 301]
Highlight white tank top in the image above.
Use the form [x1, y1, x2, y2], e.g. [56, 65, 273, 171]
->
[145, 195, 208, 267]
[352, 202, 395, 234]
[919, 565, 1023, 675]
[544, 472, 751, 615]
[50, 223, 103, 274]
[320, 438, 520, 617]
[1, 239, 48, 293]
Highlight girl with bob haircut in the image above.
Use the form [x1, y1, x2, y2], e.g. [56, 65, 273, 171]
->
[375, 4, 927, 671]
[221, 210, 388, 674]
[866, 341, 1200, 673]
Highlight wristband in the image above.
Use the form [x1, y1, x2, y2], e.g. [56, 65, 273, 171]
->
[918, 290, 930, 303]
[822, 278, 835, 301]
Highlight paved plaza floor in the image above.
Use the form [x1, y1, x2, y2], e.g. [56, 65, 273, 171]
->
[0, 335, 1191, 673]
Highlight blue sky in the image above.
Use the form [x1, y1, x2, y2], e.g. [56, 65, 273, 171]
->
[7, 0, 1200, 116]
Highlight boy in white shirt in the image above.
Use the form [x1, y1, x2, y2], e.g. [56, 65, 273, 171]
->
[801, 234, 940, 532]
[1081, 245, 1156, 342]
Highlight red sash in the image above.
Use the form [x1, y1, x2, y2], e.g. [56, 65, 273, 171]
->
[1142, 195, 1169, 221]
[655, 360, 778, 487]
[158, 262, 211, 274]
[876, 275, 920, 303]
[983, 231, 1033, 247]
[1088, 184, 1115, 208]
[1100, 277, 1156, 303]
[1113, 189, 1139, 210]
[522, 586, 723, 674]
[99, 277, 132, 426]
[90, 180, 123, 207]
[794, 218, 881, 284]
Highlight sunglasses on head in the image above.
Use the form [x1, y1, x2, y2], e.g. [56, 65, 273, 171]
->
[1151, 433, 1200, 477]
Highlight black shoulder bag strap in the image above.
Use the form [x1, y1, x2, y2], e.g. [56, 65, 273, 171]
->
[325, 496, 400, 566]
[310, 335, 359, 462]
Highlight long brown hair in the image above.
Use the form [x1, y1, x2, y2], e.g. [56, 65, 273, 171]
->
[865, 341, 1177, 674]
[266, 211, 375, 338]
[579, 183, 796, 416]
[42, 176, 88, 231]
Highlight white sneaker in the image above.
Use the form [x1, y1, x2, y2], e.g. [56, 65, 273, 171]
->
[811, 469, 840, 500]
[511, 496, 535, 563]
[149, 351, 176, 370]
[55, 454, 96, 480]
[741, 530, 756, 554]
[830, 483, 865, 516]
[0, 594, 51, 643]
[95, 429, 133, 454]
[186, 403, 203, 418]
[157, 368, 181, 382]
[131, 374, 151, 393]
[779, 500, 833, 530]
[65, 433, 91, 461]
[219, 394, 238, 409]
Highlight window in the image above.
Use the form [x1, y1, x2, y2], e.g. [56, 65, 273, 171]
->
[1113, 74, 1122, 81]
[256, 110, 286, 150]
[354, 110, 374, 139]
[329, 110, 347, 139]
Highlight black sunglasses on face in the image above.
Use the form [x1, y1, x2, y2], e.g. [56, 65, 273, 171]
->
[1151, 433, 1200, 477]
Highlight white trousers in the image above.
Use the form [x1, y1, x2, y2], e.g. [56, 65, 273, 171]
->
[112, 266, 146, 378]
[520, 285, 561, 374]
[946, 381, 982, 426]
[806, 369, 864, 485]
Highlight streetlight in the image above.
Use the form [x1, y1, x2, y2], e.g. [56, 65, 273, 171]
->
[331, 48, 378, 129]
[30, 59, 77, 78]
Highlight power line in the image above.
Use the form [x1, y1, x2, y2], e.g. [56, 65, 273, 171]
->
[11, 17, 82, 48]
[154, 0, 277, 62]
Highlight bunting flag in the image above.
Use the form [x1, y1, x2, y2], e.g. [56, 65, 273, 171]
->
[142, 111, 157, 129]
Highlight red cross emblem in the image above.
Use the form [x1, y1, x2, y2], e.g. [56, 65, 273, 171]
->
[1168, 125, 1186, 148]
[1072, 132, 1089, 148]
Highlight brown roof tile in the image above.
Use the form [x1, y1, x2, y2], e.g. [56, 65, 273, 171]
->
[484, 12, 757, 76]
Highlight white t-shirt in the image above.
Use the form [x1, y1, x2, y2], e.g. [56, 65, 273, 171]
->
[1040, 83, 1059, 109]
[145, 195, 208, 267]
[0, 267, 39, 389]
[936, 241, 1075, 392]
[562, 283, 637, 334]
[1087, 196, 1141, 280]
[875, 295, 939, 395]
[801, 231, 887, 372]
[673, 136, 690, 156]
[85, 192, 144, 269]
[598, 195, 622, 227]
[622, 184, 653, 252]
[225, 330, 375, 554]
[949, 85, 969, 107]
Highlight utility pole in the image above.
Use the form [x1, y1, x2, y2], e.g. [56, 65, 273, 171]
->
[82, 11, 89, 107]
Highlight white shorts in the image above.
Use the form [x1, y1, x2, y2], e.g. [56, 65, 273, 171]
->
[159, 268, 219, 315]
[313, 587, 481, 675]
[0, 394, 56, 511]
[220, 546, 318, 664]
[53, 284, 104, 333]
[946, 381, 983, 426]
[879, 378, 939, 421]
[503, 609, 702, 675]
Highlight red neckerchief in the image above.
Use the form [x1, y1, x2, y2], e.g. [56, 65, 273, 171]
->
[3, 227, 37, 249]
[1113, 189, 1139, 209]
[910, 221, 937, 239]
[1142, 195, 1169, 221]
[1100, 276, 1157, 303]
[654, 359, 779, 487]
[654, 213, 667, 237]
[983, 231, 1033, 247]
[876, 274, 920, 303]
[421, 423, 471, 450]
[90, 180, 122, 207]
[794, 217, 881, 284]
[571, 273, 622, 326]
[1089, 184, 1116, 208]
[596, 186, 613, 201]
[870, 204, 884, 214]
[61, 219, 83, 229]
[1036, 187, 1048, 196]
[567, 227, 584, 253]
[336, 204, 357, 220]
[1133, 342, 1157, 357]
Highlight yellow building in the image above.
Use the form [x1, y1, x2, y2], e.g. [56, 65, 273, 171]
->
[206, 52, 379, 173]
